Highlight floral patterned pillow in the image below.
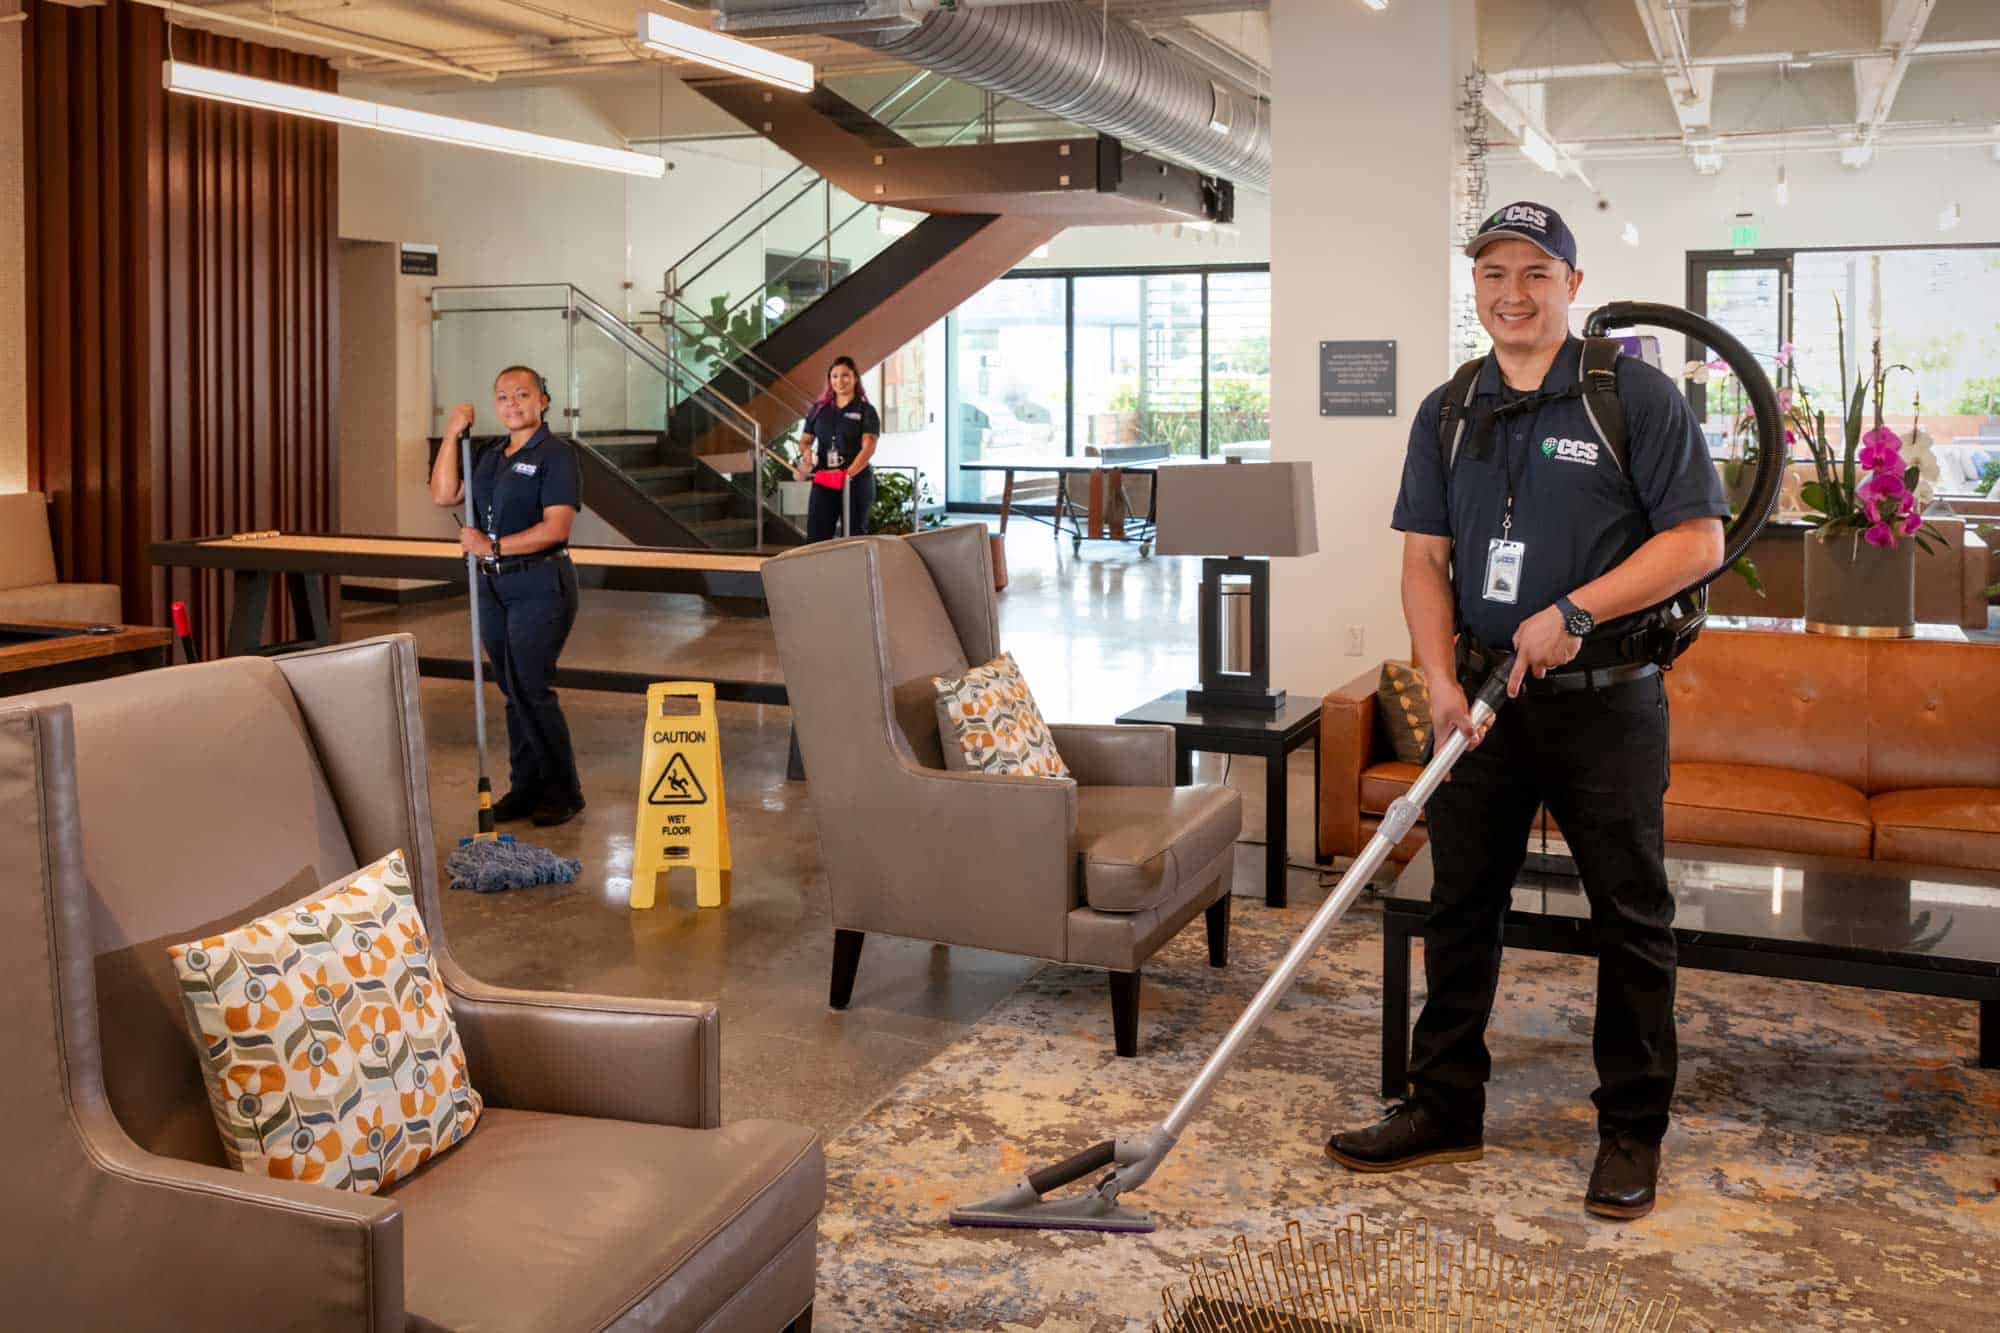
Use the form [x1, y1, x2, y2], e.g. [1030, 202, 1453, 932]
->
[167, 849, 482, 1193]
[932, 651, 1071, 779]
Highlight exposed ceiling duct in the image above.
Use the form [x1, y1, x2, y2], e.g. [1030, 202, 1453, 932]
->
[714, 1, 1270, 188]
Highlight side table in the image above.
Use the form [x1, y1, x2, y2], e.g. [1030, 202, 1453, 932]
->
[1115, 689, 1321, 908]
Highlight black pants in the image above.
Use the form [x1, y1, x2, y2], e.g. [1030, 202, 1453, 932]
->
[476, 555, 581, 804]
[1408, 670, 1677, 1143]
[805, 470, 873, 543]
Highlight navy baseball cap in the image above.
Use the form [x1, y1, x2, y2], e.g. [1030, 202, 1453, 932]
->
[1465, 201, 1579, 268]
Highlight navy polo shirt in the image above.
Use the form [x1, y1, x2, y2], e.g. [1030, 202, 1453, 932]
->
[1391, 337, 1727, 649]
[805, 398, 880, 472]
[468, 427, 582, 540]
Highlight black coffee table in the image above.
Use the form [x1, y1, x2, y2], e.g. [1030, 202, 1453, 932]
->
[1115, 689, 1321, 908]
[1379, 843, 2000, 1098]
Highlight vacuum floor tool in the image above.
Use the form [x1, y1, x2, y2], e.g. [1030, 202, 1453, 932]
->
[950, 300, 1787, 1238]
[949, 660, 1516, 1234]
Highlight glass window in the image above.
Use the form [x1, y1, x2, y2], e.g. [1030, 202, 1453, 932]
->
[948, 277, 1067, 505]
[1207, 271, 1272, 457]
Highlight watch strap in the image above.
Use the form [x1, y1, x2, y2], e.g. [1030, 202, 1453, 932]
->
[1556, 594, 1593, 635]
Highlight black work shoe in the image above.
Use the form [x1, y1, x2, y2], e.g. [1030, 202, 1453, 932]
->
[1585, 1135, 1660, 1220]
[1325, 1101, 1483, 1173]
[531, 793, 587, 827]
[490, 790, 541, 823]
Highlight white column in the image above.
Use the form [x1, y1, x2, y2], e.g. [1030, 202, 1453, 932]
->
[0, 18, 27, 492]
[1268, 0, 1474, 694]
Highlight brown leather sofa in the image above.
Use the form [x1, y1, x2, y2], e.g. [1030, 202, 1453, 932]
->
[0, 635, 823, 1332]
[764, 523, 1240, 1057]
[1320, 629, 2000, 873]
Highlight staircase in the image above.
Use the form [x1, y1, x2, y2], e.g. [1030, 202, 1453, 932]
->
[426, 74, 1232, 553]
[659, 74, 1231, 463]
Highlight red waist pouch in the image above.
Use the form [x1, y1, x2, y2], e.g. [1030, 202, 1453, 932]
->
[812, 468, 848, 489]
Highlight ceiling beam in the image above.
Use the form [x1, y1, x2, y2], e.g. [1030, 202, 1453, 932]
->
[1632, 0, 1714, 147]
[1849, 0, 1937, 163]
[1481, 78, 1594, 192]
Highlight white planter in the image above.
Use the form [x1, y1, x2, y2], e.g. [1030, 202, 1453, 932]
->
[777, 480, 812, 518]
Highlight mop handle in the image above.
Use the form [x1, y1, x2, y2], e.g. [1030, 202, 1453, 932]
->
[1153, 657, 1513, 1146]
[461, 436, 492, 792]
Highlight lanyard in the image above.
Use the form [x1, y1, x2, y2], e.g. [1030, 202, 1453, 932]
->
[1492, 391, 1541, 541]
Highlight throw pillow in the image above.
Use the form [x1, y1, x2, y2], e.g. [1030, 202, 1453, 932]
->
[1376, 661, 1432, 764]
[933, 651, 1072, 779]
[167, 849, 482, 1193]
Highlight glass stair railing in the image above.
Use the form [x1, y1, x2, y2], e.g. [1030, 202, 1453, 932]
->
[431, 283, 803, 551]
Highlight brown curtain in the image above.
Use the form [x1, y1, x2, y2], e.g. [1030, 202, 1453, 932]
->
[23, 0, 337, 657]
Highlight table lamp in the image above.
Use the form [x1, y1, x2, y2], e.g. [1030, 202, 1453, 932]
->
[1155, 460, 1318, 712]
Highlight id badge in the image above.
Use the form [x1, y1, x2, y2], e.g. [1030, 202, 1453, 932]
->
[1483, 539, 1525, 604]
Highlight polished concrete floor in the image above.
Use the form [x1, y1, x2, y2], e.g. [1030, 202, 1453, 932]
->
[340, 525, 1332, 1140]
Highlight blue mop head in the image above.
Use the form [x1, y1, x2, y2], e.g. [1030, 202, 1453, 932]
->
[447, 836, 581, 893]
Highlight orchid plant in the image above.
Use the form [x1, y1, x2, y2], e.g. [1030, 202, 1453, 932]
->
[1786, 298, 1940, 552]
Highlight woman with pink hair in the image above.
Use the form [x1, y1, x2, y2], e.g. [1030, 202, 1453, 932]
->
[793, 355, 879, 542]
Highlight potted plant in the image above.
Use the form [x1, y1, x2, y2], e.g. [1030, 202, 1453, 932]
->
[1783, 297, 1941, 636]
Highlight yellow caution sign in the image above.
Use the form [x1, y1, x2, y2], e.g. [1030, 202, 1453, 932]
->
[631, 682, 731, 910]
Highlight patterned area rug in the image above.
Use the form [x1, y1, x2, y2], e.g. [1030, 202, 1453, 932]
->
[815, 900, 1999, 1330]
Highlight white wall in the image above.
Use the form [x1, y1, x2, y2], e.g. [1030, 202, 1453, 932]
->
[1267, 0, 1474, 695]
[1486, 147, 2000, 322]
[0, 23, 25, 493]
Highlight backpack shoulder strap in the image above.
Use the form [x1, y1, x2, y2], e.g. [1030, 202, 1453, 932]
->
[1577, 337, 1630, 476]
[1437, 355, 1487, 476]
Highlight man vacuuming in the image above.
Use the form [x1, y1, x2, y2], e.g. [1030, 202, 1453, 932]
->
[1324, 203, 1728, 1220]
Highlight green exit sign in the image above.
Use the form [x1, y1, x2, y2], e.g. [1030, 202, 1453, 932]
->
[1730, 221, 1761, 249]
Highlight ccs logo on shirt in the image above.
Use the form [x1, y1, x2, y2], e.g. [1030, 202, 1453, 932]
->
[1541, 436, 1599, 465]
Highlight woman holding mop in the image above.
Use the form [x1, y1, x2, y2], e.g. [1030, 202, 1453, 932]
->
[431, 365, 586, 828]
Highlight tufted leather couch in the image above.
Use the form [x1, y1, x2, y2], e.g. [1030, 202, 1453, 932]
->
[1319, 629, 2000, 873]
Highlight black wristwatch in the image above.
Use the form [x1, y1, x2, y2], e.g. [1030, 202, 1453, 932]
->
[1555, 594, 1594, 638]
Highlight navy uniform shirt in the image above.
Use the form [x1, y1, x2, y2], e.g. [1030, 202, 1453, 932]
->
[806, 398, 881, 472]
[1391, 337, 1727, 650]
[468, 427, 582, 542]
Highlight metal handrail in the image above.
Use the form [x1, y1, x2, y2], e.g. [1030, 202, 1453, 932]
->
[661, 289, 817, 417]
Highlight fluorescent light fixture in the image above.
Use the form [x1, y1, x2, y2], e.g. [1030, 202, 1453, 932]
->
[638, 11, 813, 93]
[1621, 222, 1640, 246]
[877, 210, 916, 238]
[163, 61, 665, 177]
[1689, 139, 1724, 174]
[1774, 164, 1789, 207]
[1841, 141, 1875, 167]
[1939, 202, 1962, 231]
[1362, 0, 1390, 9]
[1519, 127, 1561, 175]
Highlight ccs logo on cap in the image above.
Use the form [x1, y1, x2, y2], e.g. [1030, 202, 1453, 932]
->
[1495, 204, 1550, 229]
[1542, 437, 1599, 465]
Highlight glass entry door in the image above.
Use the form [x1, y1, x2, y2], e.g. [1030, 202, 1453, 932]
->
[1687, 257, 1789, 448]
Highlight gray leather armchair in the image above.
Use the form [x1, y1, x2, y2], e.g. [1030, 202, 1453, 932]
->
[765, 524, 1241, 1056]
[0, 635, 822, 1332]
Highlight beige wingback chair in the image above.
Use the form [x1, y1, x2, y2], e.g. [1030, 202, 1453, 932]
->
[764, 524, 1241, 1057]
[0, 635, 823, 1332]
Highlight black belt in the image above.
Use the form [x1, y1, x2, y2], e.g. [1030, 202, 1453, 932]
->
[478, 547, 568, 576]
[1457, 639, 1659, 694]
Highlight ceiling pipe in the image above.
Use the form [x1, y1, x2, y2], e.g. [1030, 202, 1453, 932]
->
[713, 1, 1268, 186]
[131, 0, 497, 82]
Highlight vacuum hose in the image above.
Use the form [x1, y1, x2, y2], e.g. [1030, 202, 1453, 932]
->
[1582, 301, 1785, 576]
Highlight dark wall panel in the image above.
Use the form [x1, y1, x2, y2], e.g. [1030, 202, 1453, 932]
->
[23, 1, 337, 655]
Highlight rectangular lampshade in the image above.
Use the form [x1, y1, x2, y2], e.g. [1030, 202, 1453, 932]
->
[638, 12, 816, 93]
[1155, 461, 1318, 558]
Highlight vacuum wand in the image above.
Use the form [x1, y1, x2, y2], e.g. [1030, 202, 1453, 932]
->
[949, 658, 1514, 1234]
